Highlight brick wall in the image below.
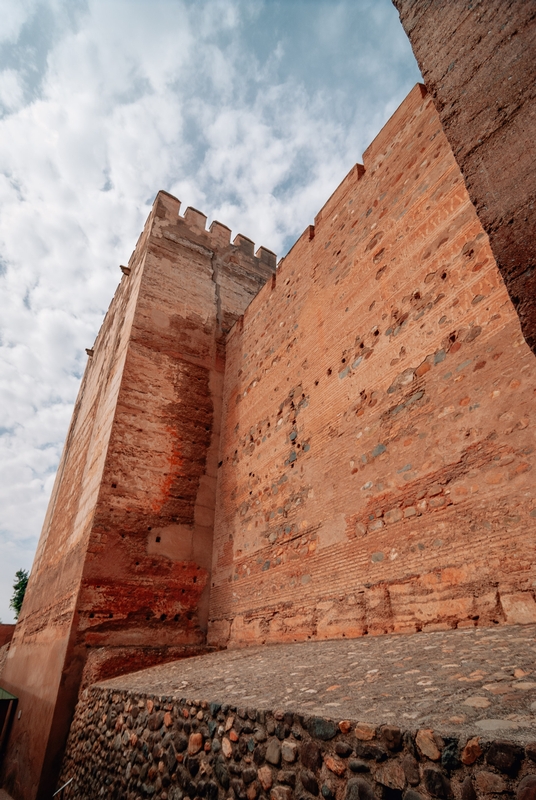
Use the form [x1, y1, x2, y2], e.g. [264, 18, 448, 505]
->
[393, 0, 536, 353]
[0, 192, 274, 800]
[208, 85, 536, 648]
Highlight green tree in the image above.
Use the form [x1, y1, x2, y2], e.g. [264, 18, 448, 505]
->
[10, 569, 29, 620]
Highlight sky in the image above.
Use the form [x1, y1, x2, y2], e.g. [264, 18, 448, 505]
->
[0, 0, 421, 623]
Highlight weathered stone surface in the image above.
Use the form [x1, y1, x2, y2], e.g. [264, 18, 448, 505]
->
[355, 723, 376, 741]
[517, 776, 536, 800]
[393, 0, 536, 353]
[526, 744, 536, 764]
[402, 754, 420, 786]
[59, 686, 536, 800]
[188, 732, 203, 755]
[301, 769, 319, 795]
[266, 739, 282, 766]
[461, 738, 482, 766]
[460, 778, 477, 800]
[258, 765, 273, 791]
[346, 777, 375, 800]
[281, 740, 298, 763]
[486, 740, 524, 775]
[307, 718, 338, 741]
[416, 730, 441, 761]
[270, 787, 292, 800]
[476, 771, 507, 794]
[324, 754, 346, 776]
[423, 767, 451, 799]
[375, 760, 406, 790]
[301, 740, 323, 771]
[0, 189, 276, 800]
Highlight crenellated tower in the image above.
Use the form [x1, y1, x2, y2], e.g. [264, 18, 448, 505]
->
[0, 190, 276, 800]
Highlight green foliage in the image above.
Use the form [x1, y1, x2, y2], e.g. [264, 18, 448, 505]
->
[10, 569, 29, 620]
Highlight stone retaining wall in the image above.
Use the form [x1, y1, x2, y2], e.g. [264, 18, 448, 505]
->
[59, 686, 536, 800]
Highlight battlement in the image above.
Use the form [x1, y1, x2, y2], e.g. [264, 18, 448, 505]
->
[150, 189, 277, 269]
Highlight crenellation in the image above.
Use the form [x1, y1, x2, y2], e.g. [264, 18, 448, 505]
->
[255, 245, 277, 269]
[183, 205, 208, 230]
[233, 233, 255, 256]
[209, 219, 232, 245]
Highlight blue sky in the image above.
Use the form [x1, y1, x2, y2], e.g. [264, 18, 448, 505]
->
[0, 0, 420, 622]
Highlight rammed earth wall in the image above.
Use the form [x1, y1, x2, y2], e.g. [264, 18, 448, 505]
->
[60, 686, 536, 800]
[208, 85, 536, 647]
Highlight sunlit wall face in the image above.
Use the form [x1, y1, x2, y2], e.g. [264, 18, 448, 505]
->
[0, 0, 420, 623]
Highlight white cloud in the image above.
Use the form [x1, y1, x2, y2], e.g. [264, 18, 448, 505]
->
[0, 0, 421, 621]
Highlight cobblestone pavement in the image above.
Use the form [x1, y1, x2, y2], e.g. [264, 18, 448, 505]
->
[102, 624, 536, 744]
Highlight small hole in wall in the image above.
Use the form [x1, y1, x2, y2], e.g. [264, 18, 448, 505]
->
[360, 342, 364, 349]
[121, 534, 125, 539]
[327, 368, 332, 376]
[314, 380, 319, 386]
[441, 272, 447, 280]
[193, 576, 197, 583]
[181, 589, 185, 594]
[148, 526, 152, 531]
[160, 614, 167, 621]
[89, 612, 94, 619]
[111, 483, 117, 488]
[155, 536, 161, 543]
[108, 613, 113, 618]
[136, 561, 139, 566]
[146, 615, 151, 620]
[342, 358, 346, 364]
[174, 614, 180, 621]
[374, 330, 379, 336]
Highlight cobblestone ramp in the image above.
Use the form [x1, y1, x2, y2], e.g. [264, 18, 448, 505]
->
[60, 625, 536, 799]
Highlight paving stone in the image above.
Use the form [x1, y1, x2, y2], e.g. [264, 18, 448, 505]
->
[517, 776, 536, 800]
[461, 737, 482, 766]
[324, 754, 346, 776]
[300, 768, 319, 795]
[301, 740, 322, 771]
[346, 777, 375, 800]
[460, 777, 476, 800]
[281, 740, 298, 763]
[423, 766, 451, 798]
[349, 759, 370, 773]
[476, 770, 506, 794]
[98, 625, 536, 746]
[308, 717, 338, 740]
[416, 730, 441, 761]
[257, 765, 273, 791]
[266, 739, 281, 766]
[486, 740, 524, 775]
[402, 754, 420, 786]
[375, 760, 406, 790]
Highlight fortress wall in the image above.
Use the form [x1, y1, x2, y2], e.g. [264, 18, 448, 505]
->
[393, 0, 536, 354]
[209, 85, 536, 648]
[75, 193, 276, 687]
[0, 204, 152, 800]
[0, 190, 275, 800]
[58, 683, 536, 800]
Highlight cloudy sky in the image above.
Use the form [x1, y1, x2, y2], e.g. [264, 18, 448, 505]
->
[0, 0, 420, 623]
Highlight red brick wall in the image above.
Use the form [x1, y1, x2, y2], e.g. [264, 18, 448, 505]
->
[393, 0, 536, 353]
[208, 85, 536, 648]
[0, 192, 274, 800]
[0, 625, 15, 649]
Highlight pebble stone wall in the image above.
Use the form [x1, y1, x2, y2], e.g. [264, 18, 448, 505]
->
[59, 687, 536, 800]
